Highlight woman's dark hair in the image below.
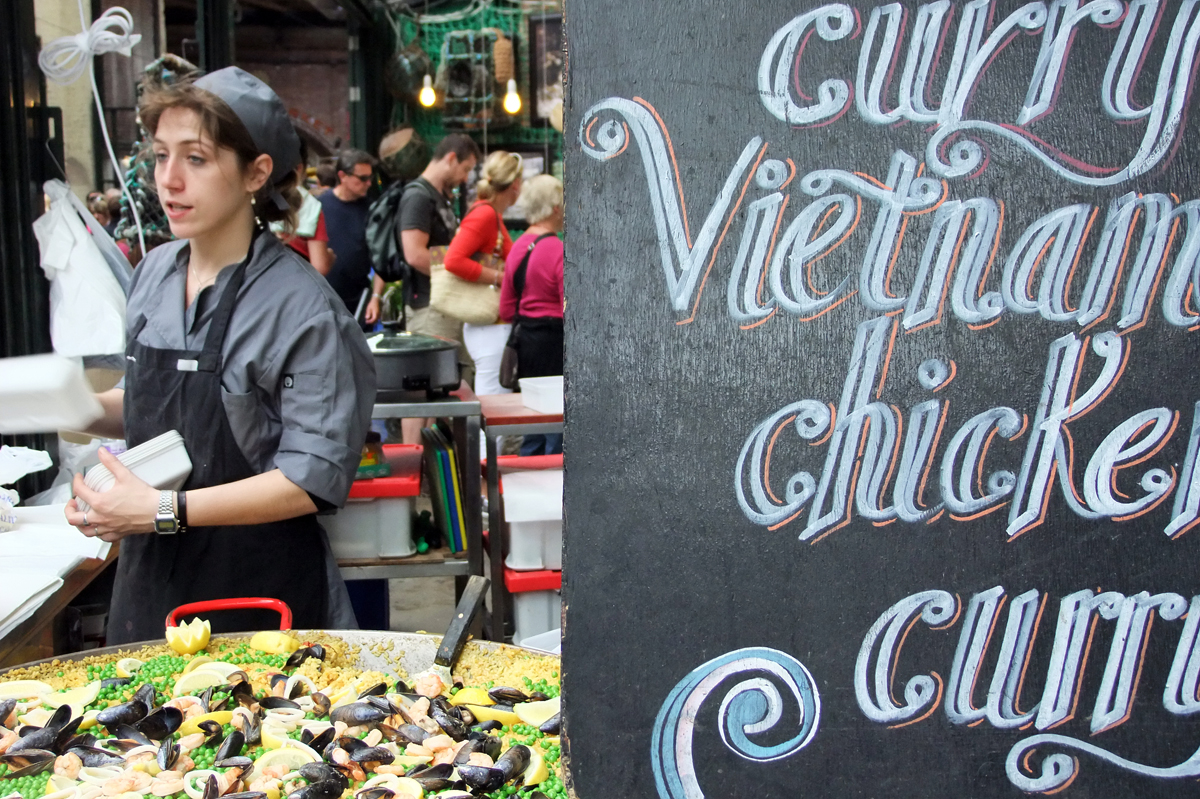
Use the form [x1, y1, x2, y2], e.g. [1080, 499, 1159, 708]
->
[138, 80, 302, 232]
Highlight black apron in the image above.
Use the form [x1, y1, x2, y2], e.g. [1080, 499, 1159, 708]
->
[108, 251, 328, 644]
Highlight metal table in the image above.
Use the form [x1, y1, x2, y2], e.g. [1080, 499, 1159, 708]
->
[341, 383, 484, 599]
[479, 393, 564, 642]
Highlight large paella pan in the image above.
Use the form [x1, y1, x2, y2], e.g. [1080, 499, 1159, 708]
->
[0, 629, 564, 799]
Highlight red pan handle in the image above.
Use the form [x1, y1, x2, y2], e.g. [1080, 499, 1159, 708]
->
[165, 598, 293, 630]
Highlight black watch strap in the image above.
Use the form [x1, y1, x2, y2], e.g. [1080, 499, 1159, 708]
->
[178, 490, 188, 529]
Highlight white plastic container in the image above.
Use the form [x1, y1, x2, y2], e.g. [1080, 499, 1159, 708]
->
[518, 375, 564, 414]
[502, 469, 562, 571]
[0, 354, 103, 434]
[505, 568, 562, 645]
[325, 444, 422, 560]
[520, 627, 562, 655]
[77, 430, 192, 512]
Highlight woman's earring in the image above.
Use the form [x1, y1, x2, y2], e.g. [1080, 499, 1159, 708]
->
[251, 196, 257, 207]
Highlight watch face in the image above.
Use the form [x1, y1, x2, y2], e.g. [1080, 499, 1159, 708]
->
[155, 516, 177, 534]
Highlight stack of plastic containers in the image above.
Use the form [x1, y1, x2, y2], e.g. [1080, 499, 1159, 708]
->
[77, 430, 192, 513]
[498, 455, 563, 647]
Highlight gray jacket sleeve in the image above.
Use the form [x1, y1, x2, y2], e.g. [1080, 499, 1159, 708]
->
[268, 309, 377, 507]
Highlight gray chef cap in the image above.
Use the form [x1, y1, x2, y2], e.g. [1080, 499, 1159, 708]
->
[194, 66, 300, 210]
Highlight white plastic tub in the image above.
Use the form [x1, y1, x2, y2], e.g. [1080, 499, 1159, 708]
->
[325, 445, 422, 560]
[518, 375, 564, 415]
[502, 469, 562, 571]
[0, 354, 103, 435]
[505, 568, 561, 645]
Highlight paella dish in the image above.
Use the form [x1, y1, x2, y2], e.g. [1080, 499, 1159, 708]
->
[0, 626, 564, 799]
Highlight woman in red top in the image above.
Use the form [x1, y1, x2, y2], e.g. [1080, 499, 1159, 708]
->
[445, 150, 523, 393]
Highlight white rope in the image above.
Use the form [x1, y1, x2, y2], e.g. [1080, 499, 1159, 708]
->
[37, 4, 147, 256]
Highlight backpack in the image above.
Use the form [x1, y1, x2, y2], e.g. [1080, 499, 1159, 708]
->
[365, 178, 408, 283]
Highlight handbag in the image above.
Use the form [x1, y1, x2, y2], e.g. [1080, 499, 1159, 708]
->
[429, 204, 504, 325]
[499, 233, 556, 390]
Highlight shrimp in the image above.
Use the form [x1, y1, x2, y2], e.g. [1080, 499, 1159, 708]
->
[231, 708, 254, 732]
[151, 781, 184, 798]
[102, 770, 153, 796]
[466, 752, 495, 768]
[403, 744, 432, 758]
[164, 697, 204, 720]
[173, 756, 195, 775]
[413, 673, 445, 699]
[371, 765, 409, 776]
[177, 734, 205, 754]
[363, 729, 383, 747]
[54, 753, 83, 780]
[261, 765, 290, 781]
[0, 728, 19, 755]
[422, 734, 455, 753]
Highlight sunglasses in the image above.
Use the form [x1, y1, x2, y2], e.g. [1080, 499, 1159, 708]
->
[347, 171, 372, 183]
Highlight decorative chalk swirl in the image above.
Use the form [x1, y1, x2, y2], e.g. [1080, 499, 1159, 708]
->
[1006, 734, 1200, 793]
[651, 647, 821, 799]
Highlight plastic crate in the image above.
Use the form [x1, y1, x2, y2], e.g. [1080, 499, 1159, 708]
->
[505, 567, 561, 644]
[325, 445, 422, 559]
[501, 467, 562, 570]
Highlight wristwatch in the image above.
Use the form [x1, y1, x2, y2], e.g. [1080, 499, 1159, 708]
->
[155, 490, 181, 534]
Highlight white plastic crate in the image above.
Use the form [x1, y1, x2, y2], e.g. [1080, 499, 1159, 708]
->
[518, 375, 564, 414]
[324, 495, 414, 559]
[506, 568, 563, 645]
[502, 469, 563, 571]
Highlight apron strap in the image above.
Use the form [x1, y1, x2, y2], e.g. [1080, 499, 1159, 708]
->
[199, 233, 260, 366]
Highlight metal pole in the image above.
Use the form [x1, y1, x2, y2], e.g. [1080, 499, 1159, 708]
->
[196, 0, 234, 72]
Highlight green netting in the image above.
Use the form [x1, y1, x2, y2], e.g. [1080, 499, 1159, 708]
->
[387, 2, 563, 165]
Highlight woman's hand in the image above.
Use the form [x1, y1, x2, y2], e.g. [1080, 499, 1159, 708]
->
[64, 448, 158, 542]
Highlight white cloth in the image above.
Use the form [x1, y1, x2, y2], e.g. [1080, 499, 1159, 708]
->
[463, 322, 513, 397]
[32, 180, 128, 356]
[271, 187, 322, 239]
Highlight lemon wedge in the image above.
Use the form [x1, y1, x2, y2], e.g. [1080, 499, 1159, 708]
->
[390, 777, 424, 798]
[247, 631, 300, 655]
[253, 746, 319, 773]
[260, 723, 290, 751]
[178, 711, 233, 738]
[191, 662, 243, 680]
[166, 619, 211, 655]
[0, 680, 52, 700]
[513, 695, 560, 728]
[448, 687, 492, 707]
[114, 658, 145, 679]
[182, 656, 214, 674]
[464, 704, 520, 726]
[172, 669, 224, 698]
[522, 747, 549, 787]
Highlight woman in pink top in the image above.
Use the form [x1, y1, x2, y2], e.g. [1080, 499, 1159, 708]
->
[499, 175, 564, 455]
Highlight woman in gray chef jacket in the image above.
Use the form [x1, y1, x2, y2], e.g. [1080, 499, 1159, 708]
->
[64, 68, 376, 643]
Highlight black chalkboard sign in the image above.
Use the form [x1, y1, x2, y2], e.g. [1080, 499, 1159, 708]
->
[562, 1, 1200, 796]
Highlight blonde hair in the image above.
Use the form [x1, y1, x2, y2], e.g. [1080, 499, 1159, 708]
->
[518, 174, 563, 225]
[475, 150, 522, 201]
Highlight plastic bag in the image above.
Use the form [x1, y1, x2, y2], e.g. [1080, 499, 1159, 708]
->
[33, 180, 129, 357]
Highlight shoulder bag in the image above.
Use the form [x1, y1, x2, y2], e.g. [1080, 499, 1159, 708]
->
[429, 204, 505, 325]
[499, 233, 556, 390]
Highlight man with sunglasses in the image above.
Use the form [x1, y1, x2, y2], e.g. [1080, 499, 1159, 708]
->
[319, 149, 381, 323]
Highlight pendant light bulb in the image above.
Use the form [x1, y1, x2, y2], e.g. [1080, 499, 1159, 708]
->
[503, 79, 521, 115]
[419, 74, 436, 107]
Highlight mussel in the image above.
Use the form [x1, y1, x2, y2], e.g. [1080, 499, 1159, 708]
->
[287, 778, 342, 799]
[9, 705, 73, 753]
[469, 733, 502, 762]
[357, 782, 398, 799]
[454, 706, 476, 727]
[134, 706, 183, 741]
[229, 681, 257, 708]
[259, 697, 300, 711]
[214, 755, 254, 771]
[356, 683, 387, 699]
[455, 764, 505, 793]
[348, 747, 394, 766]
[406, 763, 453, 792]
[363, 695, 399, 716]
[298, 762, 348, 791]
[285, 645, 325, 670]
[198, 720, 224, 748]
[527, 691, 551, 702]
[333, 736, 367, 756]
[201, 774, 220, 799]
[329, 702, 388, 728]
[222, 794, 267, 799]
[0, 699, 16, 729]
[392, 679, 410, 694]
[0, 749, 56, 778]
[67, 746, 125, 768]
[299, 726, 334, 753]
[378, 723, 426, 745]
[430, 704, 467, 741]
[157, 738, 179, 771]
[216, 730, 245, 761]
[309, 693, 331, 718]
[487, 687, 528, 705]
[96, 691, 150, 729]
[471, 720, 502, 733]
[495, 745, 531, 781]
[539, 712, 561, 735]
